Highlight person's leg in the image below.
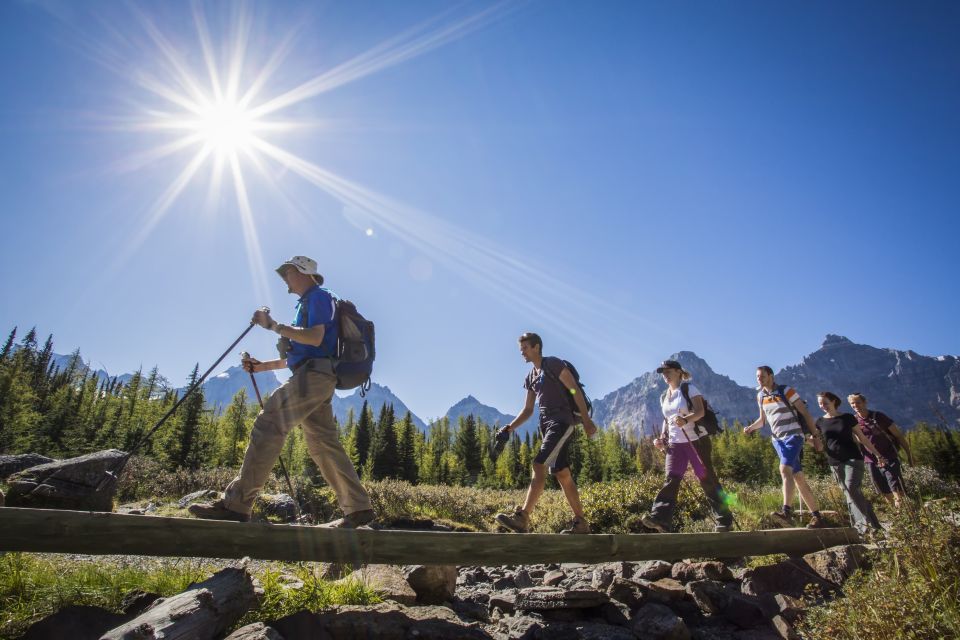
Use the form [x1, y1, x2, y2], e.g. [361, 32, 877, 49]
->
[300, 373, 372, 516]
[780, 465, 796, 507]
[845, 460, 882, 531]
[868, 462, 896, 508]
[221, 372, 323, 515]
[692, 437, 732, 528]
[793, 472, 820, 513]
[521, 462, 548, 514]
[645, 443, 690, 531]
[883, 460, 908, 510]
[554, 468, 585, 519]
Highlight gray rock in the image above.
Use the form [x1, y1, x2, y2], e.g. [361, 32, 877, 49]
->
[5, 449, 127, 511]
[404, 564, 458, 604]
[673, 562, 733, 583]
[771, 614, 800, 640]
[492, 613, 546, 640]
[20, 605, 129, 640]
[339, 565, 417, 605]
[645, 578, 688, 602]
[773, 594, 803, 623]
[514, 569, 536, 589]
[573, 621, 637, 640]
[607, 578, 647, 609]
[630, 602, 691, 640]
[493, 576, 517, 590]
[254, 493, 298, 521]
[225, 622, 285, 640]
[514, 587, 609, 611]
[685, 580, 728, 615]
[591, 567, 616, 591]
[177, 489, 219, 508]
[0, 453, 55, 479]
[634, 560, 674, 581]
[741, 559, 838, 599]
[273, 602, 490, 640]
[543, 570, 566, 586]
[489, 591, 518, 614]
[721, 593, 768, 630]
[802, 544, 871, 587]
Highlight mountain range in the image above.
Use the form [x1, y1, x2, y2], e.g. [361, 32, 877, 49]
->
[44, 334, 959, 434]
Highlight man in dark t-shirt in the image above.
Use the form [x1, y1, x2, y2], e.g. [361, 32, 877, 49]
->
[848, 393, 914, 510]
[494, 332, 598, 534]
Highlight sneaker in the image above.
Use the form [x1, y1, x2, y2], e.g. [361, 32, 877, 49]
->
[319, 509, 377, 529]
[561, 516, 591, 534]
[768, 508, 794, 527]
[714, 524, 731, 533]
[495, 506, 530, 533]
[640, 514, 671, 534]
[188, 499, 251, 523]
[806, 514, 829, 529]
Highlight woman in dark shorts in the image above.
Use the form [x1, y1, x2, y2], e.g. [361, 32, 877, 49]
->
[815, 392, 885, 535]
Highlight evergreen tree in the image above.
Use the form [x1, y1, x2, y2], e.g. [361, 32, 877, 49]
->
[221, 388, 251, 467]
[354, 400, 373, 469]
[166, 365, 206, 469]
[397, 411, 419, 483]
[366, 403, 399, 480]
[0, 326, 15, 364]
[453, 414, 483, 484]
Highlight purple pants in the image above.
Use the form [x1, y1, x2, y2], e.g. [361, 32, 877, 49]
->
[666, 441, 708, 480]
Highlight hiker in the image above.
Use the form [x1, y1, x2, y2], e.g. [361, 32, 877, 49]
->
[848, 393, 913, 510]
[640, 360, 734, 533]
[190, 256, 375, 528]
[494, 332, 598, 534]
[815, 391, 884, 536]
[745, 366, 828, 528]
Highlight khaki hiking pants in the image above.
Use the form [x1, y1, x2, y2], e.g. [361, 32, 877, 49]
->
[223, 359, 372, 516]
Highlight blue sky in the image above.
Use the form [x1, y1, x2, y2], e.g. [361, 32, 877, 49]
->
[1, 1, 958, 421]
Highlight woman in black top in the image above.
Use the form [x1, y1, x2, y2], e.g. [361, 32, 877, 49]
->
[815, 391, 885, 535]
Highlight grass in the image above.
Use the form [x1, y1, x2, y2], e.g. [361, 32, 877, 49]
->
[797, 499, 960, 639]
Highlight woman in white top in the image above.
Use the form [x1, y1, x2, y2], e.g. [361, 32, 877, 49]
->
[640, 360, 733, 533]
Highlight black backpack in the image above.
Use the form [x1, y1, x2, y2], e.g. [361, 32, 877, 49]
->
[542, 359, 593, 421]
[332, 298, 375, 395]
[661, 382, 722, 436]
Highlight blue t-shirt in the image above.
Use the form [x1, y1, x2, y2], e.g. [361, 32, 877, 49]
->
[285, 285, 338, 370]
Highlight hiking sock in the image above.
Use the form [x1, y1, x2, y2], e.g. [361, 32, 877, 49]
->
[811, 510, 821, 518]
[782, 505, 793, 515]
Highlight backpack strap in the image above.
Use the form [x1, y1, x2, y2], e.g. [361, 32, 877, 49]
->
[679, 382, 693, 410]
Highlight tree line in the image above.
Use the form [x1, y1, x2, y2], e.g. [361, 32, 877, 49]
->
[2, 327, 959, 488]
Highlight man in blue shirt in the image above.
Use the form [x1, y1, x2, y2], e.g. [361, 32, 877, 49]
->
[190, 256, 375, 528]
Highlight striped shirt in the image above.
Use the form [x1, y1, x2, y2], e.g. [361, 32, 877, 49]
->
[758, 386, 804, 438]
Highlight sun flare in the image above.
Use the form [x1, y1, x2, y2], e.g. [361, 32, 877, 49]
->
[193, 99, 256, 156]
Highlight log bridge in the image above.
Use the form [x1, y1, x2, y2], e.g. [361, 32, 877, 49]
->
[0, 507, 860, 565]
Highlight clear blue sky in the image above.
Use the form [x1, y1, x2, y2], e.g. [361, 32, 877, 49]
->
[1, 0, 958, 421]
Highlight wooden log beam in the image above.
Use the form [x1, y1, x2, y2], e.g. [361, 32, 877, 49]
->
[0, 507, 860, 565]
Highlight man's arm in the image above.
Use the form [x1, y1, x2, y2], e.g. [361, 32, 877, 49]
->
[242, 356, 288, 373]
[793, 399, 824, 451]
[744, 399, 765, 433]
[506, 389, 536, 432]
[559, 367, 597, 435]
[275, 323, 325, 347]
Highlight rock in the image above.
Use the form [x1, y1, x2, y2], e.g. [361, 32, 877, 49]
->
[514, 569, 536, 589]
[773, 594, 803, 623]
[721, 593, 768, 630]
[514, 587, 609, 611]
[597, 601, 631, 626]
[177, 489, 219, 508]
[634, 560, 674, 581]
[313, 602, 490, 640]
[340, 565, 417, 606]
[315, 562, 351, 581]
[20, 605, 129, 640]
[225, 622, 286, 639]
[802, 544, 871, 587]
[101, 567, 259, 640]
[685, 580, 728, 615]
[0, 453, 54, 479]
[451, 597, 491, 622]
[543, 570, 566, 586]
[254, 493, 298, 521]
[5, 449, 127, 511]
[591, 567, 616, 590]
[771, 615, 800, 640]
[673, 561, 734, 583]
[119, 589, 162, 616]
[630, 602, 691, 640]
[489, 591, 518, 614]
[404, 564, 457, 604]
[493, 576, 517, 590]
[740, 559, 838, 599]
[607, 578, 647, 609]
[493, 613, 547, 639]
[646, 578, 688, 602]
[573, 621, 637, 640]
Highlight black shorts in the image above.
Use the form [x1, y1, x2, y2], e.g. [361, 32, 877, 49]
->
[534, 418, 575, 474]
[869, 459, 906, 494]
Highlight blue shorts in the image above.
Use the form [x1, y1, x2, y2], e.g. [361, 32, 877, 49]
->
[534, 419, 575, 474]
[772, 434, 805, 472]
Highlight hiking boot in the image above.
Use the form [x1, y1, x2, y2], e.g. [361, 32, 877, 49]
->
[495, 506, 530, 533]
[640, 514, 671, 534]
[319, 509, 377, 529]
[768, 508, 794, 527]
[805, 514, 829, 529]
[714, 524, 731, 533]
[561, 516, 591, 534]
[188, 499, 250, 523]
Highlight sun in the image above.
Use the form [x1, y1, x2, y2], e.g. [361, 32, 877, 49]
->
[193, 98, 256, 157]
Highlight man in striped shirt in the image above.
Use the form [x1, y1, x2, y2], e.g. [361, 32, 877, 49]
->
[745, 366, 827, 528]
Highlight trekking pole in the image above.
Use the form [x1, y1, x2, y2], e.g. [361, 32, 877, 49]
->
[240, 351, 304, 523]
[96, 311, 267, 491]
